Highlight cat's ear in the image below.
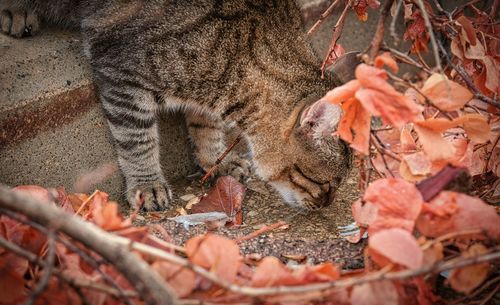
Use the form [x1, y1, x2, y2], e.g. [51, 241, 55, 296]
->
[298, 99, 342, 140]
[326, 51, 361, 85]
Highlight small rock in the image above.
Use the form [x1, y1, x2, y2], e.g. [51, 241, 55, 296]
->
[247, 210, 258, 217]
[180, 194, 196, 202]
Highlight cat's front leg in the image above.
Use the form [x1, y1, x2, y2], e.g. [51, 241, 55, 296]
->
[99, 83, 171, 211]
[185, 110, 252, 182]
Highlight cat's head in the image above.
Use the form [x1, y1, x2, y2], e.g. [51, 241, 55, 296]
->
[266, 98, 352, 210]
[259, 52, 359, 210]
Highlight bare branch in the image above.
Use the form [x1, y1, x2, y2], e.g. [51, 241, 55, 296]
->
[414, 0, 443, 74]
[307, 0, 343, 36]
[0, 185, 179, 305]
[24, 230, 56, 305]
[368, 0, 395, 60]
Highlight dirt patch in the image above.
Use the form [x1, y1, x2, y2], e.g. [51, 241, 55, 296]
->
[134, 169, 364, 266]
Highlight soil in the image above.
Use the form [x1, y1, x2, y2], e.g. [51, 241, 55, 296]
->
[134, 168, 366, 267]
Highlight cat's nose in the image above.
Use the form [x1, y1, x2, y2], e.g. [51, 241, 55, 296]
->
[316, 182, 332, 207]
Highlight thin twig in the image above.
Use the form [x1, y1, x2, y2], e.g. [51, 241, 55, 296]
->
[0, 207, 134, 305]
[235, 221, 288, 243]
[368, 0, 395, 60]
[320, 1, 351, 77]
[390, 0, 403, 45]
[484, 133, 500, 172]
[415, 0, 443, 74]
[200, 133, 243, 184]
[421, 229, 483, 250]
[382, 46, 432, 74]
[307, 0, 342, 36]
[0, 236, 138, 300]
[24, 230, 56, 305]
[371, 133, 401, 161]
[0, 187, 179, 305]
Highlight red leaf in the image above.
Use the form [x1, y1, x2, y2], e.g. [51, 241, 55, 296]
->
[369, 228, 423, 269]
[0, 252, 28, 303]
[192, 176, 245, 225]
[185, 234, 241, 283]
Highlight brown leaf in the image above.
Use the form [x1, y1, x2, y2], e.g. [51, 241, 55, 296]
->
[448, 243, 490, 294]
[369, 228, 423, 269]
[192, 176, 245, 225]
[456, 16, 477, 46]
[185, 234, 242, 283]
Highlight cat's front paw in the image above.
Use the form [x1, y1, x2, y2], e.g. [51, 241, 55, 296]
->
[0, 9, 39, 37]
[217, 154, 253, 182]
[127, 181, 173, 211]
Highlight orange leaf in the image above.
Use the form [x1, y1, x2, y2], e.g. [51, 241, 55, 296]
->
[416, 191, 500, 240]
[448, 243, 490, 294]
[352, 199, 378, 227]
[414, 120, 457, 161]
[400, 127, 417, 152]
[363, 178, 423, 234]
[152, 261, 197, 297]
[323, 80, 360, 105]
[420, 74, 473, 111]
[374, 52, 398, 73]
[251, 256, 295, 287]
[400, 152, 432, 182]
[185, 234, 241, 282]
[369, 228, 423, 269]
[337, 98, 371, 155]
[351, 280, 398, 305]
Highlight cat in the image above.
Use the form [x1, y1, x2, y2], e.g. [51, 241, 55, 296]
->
[1, 0, 356, 212]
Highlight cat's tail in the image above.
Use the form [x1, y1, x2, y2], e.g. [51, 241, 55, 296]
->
[1, 0, 83, 30]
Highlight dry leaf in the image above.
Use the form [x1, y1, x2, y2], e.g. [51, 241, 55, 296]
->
[185, 234, 242, 283]
[369, 228, 423, 269]
[191, 176, 245, 225]
[420, 73, 473, 111]
[448, 243, 490, 294]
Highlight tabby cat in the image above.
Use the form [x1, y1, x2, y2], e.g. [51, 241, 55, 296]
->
[1, 0, 355, 211]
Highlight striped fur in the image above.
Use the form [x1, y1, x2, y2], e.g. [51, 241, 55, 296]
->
[2, 0, 354, 211]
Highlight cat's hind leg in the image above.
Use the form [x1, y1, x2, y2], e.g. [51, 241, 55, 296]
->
[99, 83, 171, 211]
[185, 110, 252, 182]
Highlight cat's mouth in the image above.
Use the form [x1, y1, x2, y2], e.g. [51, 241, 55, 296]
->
[269, 165, 334, 210]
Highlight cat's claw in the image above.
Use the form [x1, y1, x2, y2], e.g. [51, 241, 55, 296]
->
[0, 9, 39, 37]
[128, 182, 172, 211]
